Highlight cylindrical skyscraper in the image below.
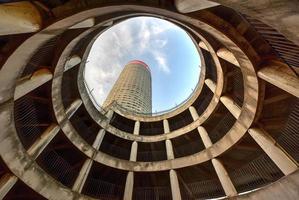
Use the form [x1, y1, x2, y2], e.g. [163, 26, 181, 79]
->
[103, 60, 152, 113]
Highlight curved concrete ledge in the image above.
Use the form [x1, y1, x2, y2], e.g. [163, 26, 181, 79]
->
[0, 4, 259, 199]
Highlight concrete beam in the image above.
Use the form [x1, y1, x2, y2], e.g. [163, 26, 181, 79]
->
[65, 99, 82, 119]
[0, 2, 42, 36]
[69, 18, 95, 29]
[217, 48, 240, 67]
[197, 126, 213, 148]
[92, 129, 105, 150]
[189, 106, 199, 120]
[163, 119, 170, 133]
[123, 171, 134, 200]
[175, 0, 219, 13]
[27, 123, 60, 159]
[129, 141, 138, 162]
[166, 139, 175, 160]
[198, 41, 209, 51]
[14, 68, 53, 100]
[133, 121, 140, 135]
[0, 174, 18, 199]
[212, 158, 238, 197]
[169, 169, 182, 200]
[258, 62, 299, 98]
[64, 55, 81, 71]
[205, 79, 216, 93]
[72, 159, 93, 193]
[248, 128, 298, 175]
[220, 95, 241, 119]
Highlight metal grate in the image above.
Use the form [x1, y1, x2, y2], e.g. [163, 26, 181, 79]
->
[133, 186, 172, 200]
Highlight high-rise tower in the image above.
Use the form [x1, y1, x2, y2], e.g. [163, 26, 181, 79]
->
[103, 60, 152, 113]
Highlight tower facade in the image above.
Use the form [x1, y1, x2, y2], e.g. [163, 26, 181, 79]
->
[103, 60, 152, 113]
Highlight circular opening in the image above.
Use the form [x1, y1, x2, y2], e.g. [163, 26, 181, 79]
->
[84, 16, 201, 115]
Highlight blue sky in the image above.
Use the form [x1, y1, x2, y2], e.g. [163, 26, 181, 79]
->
[84, 17, 201, 113]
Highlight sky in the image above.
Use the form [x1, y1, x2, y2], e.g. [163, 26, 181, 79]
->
[84, 17, 201, 113]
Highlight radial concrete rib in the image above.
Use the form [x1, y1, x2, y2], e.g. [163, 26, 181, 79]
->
[123, 171, 134, 200]
[133, 121, 140, 135]
[69, 18, 95, 29]
[0, 173, 18, 199]
[220, 95, 241, 119]
[92, 129, 105, 150]
[175, 0, 219, 13]
[248, 128, 298, 175]
[198, 41, 209, 51]
[163, 119, 170, 133]
[27, 123, 60, 159]
[72, 158, 93, 193]
[14, 68, 53, 100]
[169, 169, 182, 200]
[64, 55, 81, 72]
[217, 48, 240, 67]
[129, 141, 138, 162]
[205, 79, 216, 93]
[212, 158, 238, 197]
[166, 139, 175, 160]
[197, 126, 237, 196]
[65, 99, 82, 119]
[0, 2, 42, 36]
[257, 62, 299, 98]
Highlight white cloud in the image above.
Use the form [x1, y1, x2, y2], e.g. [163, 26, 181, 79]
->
[84, 17, 176, 105]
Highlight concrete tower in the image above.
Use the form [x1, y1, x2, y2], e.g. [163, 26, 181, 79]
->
[103, 60, 152, 113]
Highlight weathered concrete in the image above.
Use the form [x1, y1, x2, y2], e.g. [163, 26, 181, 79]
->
[69, 18, 95, 29]
[217, 48, 240, 67]
[64, 55, 81, 71]
[133, 121, 140, 135]
[123, 171, 134, 200]
[212, 158, 237, 197]
[0, 174, 18, 199]
[166, 139, 175, 160]
[169, 169, 182, 200]
[0, 1, 42, 35]
[92, 129, 105, 150]
[248, 128, 298, 175]
[72, 159, 93, 192]
[163, 119, 170, 133]
[197, 126, 213, 148]
[27, 124, 60, 159]
[220, 95, 242, 119]
[175, 0, 299, 46]
[258, 61, 299, 98]
[175, 0, 219, 13]
[14, 68, 53, 100]
[205, 78, 216, 93]
[129, 141, 138, 162]
[189, 106, 199, 120]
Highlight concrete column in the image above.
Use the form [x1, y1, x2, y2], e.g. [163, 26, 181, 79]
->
[198, 41, 209, 51]
[163, 119, 170, 133]
[64, 55, 81, 71]
[27, 123, 60, 159]
[130, 141, 138, 162]
[72, 159, 93, 193]
[106, 110, 114, 122]
[175, 0, 219, 13]
[0, 2, 42, 36]
[123, 171, 134, 200]
[217, 48, 240, 67]
[65, 99, 82, 119]
[248, 128, 298, 175]
[205, 79, 216, 93]
[220, 96, 241, 119]
[69, 18, 95, 29]
[92, 129, 105, 150]
[0, 174, 18, 199]
[189, 106, 199, 121]
[197, 126, 213, 148]
[14, 68, 53, 100]
[211, 158, 238, 197]
[166, 139, 174, 160]
[133, 121, 140, 135]
[169, 169, 182, 200]
[258, 63, 299, 98]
